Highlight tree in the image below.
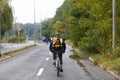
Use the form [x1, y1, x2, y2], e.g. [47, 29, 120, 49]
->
[0, 0, 13, 38]
[52, 0, 114, 54]
[52, 21, 65, 38]
[40, 18, 53, 37]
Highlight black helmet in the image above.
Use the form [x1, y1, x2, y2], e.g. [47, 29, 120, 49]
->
[55, 32, 60, 38]
[55, 32, 60, 35]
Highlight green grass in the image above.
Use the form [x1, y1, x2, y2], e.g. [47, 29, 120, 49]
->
[69, 54, 80, 60]
[102, 58, 120, 74]
[92, 51, 120, 74]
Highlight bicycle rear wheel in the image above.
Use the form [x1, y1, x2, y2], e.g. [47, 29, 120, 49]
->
[57, 59, 60, 76]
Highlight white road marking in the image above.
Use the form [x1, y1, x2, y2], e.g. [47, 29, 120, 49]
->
[46, 57, 50, 61]
[37, 68, 44, 76]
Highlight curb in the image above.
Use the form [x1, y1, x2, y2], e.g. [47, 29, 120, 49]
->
[88, 57, 120, 80]
[107, 70, 120, 80]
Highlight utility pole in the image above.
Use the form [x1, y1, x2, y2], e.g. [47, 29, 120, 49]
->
[34, 0, 36, 45]
[40, 13, 42, 38]
[0, 2, 2, 57]
[112, 0, 116, 52]
[34, 0, 35, 25]
[17, 25, 20, 43]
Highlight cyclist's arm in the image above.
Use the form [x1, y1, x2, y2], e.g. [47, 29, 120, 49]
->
[62, 41, 66, 53]
[49, 41, 54, 52]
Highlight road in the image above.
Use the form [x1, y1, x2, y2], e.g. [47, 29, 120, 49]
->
[0, 43, 118, 80]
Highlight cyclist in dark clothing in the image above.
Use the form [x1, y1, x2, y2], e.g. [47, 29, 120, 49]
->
[49, 32, 66, 72]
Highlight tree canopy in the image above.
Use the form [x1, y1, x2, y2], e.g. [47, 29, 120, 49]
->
[51, 0, 120, 54]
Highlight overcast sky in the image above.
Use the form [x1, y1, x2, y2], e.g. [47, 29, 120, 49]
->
[11, 0, 64, 24]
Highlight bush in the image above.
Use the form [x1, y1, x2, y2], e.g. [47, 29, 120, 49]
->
[78, 36, 99, 54]
[8, 35, 26, 43]
[8, 36, 18, 43]
[2, 37, 9, 43]
[93, 53, 109, 65]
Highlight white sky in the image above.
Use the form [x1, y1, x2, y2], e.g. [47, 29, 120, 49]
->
[11, 0, 64, 24]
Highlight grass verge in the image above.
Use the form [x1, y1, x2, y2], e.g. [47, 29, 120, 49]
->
[0, 45, 36, 60]
[91, 52, 120, 75]
[69, 49, 85, 67]
[67, 40, 120, 77]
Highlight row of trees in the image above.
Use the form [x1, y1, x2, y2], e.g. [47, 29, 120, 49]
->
[50, 0, 120, 54]
[15, 20, 53, 42]
[0, 0, 26, 43]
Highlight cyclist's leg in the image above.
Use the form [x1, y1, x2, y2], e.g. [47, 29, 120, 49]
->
[53, 52, 56, 60]
[53, 52, 57, 65]
[59, 52, 63, 72]
[59, 53, 63, 65]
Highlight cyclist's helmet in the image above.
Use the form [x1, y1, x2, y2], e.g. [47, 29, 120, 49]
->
[55, 32, 60, 38]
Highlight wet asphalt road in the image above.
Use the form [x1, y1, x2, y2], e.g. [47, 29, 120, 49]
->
[0, 43, 118, 80]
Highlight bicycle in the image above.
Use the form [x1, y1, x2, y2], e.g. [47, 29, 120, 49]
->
[55, 51, 61, 77]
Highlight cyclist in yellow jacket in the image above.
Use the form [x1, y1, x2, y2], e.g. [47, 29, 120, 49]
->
[49, 32, 66, 72]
